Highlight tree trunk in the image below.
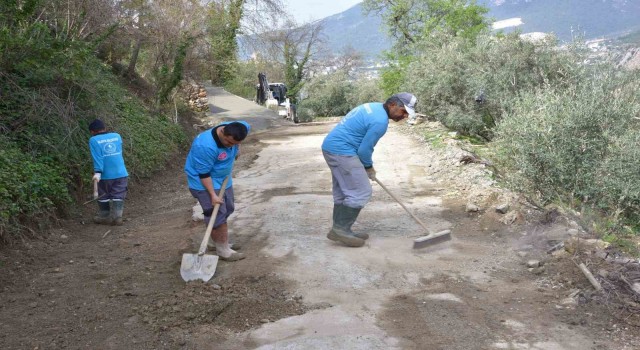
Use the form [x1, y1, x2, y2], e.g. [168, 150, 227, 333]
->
[127, 37, 142, 77]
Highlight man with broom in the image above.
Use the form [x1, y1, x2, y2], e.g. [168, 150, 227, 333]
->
[321, 93, 417, 247]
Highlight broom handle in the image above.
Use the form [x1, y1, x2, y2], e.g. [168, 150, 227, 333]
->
[198, 175, 230, 255]
[374, 177, 431, 234]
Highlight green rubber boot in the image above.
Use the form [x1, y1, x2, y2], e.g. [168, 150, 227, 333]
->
[112, 200, 124, 226]
[327, 204, 369, 240]
[340, 205, 369, 240]
[93, 201, 112, 225]
[327, 204, 365, 247]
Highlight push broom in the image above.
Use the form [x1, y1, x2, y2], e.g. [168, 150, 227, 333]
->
[374, 177, 451, 248]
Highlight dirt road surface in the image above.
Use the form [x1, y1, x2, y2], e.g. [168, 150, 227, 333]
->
[1, 88, 638, 349]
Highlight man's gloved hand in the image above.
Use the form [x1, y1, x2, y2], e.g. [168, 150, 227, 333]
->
[365, 167, 376, 180]
[92, 173, 101, 182]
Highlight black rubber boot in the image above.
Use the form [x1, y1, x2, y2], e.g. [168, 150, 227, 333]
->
[93, 201, 112, 225]
[112, 200, 124, 226]
[327, 204, 365, 247]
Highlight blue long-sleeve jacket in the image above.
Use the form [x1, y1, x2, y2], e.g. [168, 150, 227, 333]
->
[321, 103, 388, 168]
[184, 121, 251, 191]
[89, 132, 128, 180]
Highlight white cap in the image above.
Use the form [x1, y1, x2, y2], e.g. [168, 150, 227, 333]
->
[393, 92, 417, 117]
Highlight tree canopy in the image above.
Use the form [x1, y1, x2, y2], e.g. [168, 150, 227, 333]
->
[363, 0, 490, 51]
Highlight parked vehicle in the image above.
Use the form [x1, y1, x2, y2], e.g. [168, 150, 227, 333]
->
[256, 73, 298, 123]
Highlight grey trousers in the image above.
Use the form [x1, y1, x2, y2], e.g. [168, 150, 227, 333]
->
[323, 151, 372, 209]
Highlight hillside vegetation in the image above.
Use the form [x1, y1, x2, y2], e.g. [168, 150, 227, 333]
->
[401, 13, 640, 251]
[0, 0, 329, 242]
[0, 2, 188, 240]
[0, 1, 218, 242]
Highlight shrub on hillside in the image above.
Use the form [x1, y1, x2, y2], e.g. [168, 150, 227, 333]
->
[405, 32, 586, 139]
[599, 130, 640, 224]
[295, 107, 314, 123]
[494, 68, 640, 229]
[346, 78, 384, 108]
[298, 72, 353, 117]
[299, 72, 384, 119]
[0, 144, 71, 238]
[0, 18, 186, 242]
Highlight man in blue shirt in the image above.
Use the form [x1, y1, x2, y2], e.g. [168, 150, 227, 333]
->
[185, 121, 250, 261]
[321, 93, 417, 247]
[89, 119, 129, 225]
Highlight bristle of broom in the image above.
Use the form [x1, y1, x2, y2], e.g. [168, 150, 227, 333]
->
[413, 230, 452, 249]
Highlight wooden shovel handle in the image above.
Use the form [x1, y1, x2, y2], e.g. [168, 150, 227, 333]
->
[197, 175, 230, 255]
[93, 178, 99, 199]
[374, 177, 431, 234]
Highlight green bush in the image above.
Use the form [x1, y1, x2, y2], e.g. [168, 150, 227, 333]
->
[379, 53, 412, 97]
[116, 101, 186, 179]
[0, 143, 71, 238]
[405, 32, 585, 139]
[299, 72, 384, 119]
[346, 78, 384, 107]
[295, 107, 314, 123]
[599, 130, 640, 224]
[494, 68, 640, 230]
[299, 72, 353, 117]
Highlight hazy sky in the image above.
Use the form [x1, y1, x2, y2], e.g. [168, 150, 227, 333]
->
[285, 0, 362, 22]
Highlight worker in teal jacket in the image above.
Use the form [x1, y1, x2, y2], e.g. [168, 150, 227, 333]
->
[321, 93, 417, 247]
[185, 121, 250, 261]
[88, 119, 129, 225]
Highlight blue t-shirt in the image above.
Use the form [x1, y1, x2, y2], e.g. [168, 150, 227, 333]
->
[89, 132, 128, 180]
[184, 121, 251, 191]
[321, 102, 389, 168]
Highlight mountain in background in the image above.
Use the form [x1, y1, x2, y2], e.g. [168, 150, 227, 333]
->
[486, 0, 640, 40]
[317, 4, 389, 59]
[237, 5, 390, 61]
[316, 0, 640, 58]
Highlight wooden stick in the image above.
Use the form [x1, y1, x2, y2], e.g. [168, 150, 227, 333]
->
[374, 178, 431, 233]
[93, 178, 99, 199]
[197, 176, 230, 256]
[578, 263, 603, 291]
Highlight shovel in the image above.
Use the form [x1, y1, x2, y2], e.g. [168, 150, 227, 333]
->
[83, 178, 105, 205]
[180, 175, 230, 282]
[374, 177, 451, 249]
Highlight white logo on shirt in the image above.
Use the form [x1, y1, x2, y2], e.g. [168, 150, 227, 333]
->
[103, 143, 117, 154]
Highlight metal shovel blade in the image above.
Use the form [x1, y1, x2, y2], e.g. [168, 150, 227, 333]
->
[180, 253, 219, 282]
